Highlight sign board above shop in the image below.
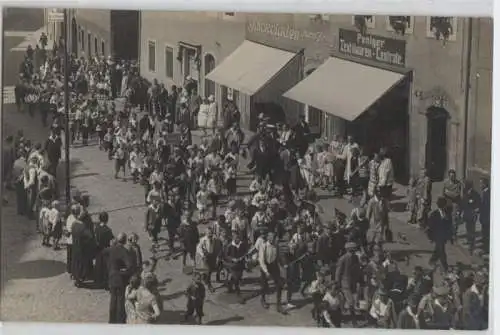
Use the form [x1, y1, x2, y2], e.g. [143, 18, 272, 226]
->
[48, 11, 64, 23]
[338, 28, 406, 67]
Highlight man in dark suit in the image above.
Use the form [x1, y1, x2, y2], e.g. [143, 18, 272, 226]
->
[426, 196, 453, 272]
[44, 127, 62, 177]
[107, 232, 133, 324]
[335, 241, 361, 326]
[479, 178, 490, 254]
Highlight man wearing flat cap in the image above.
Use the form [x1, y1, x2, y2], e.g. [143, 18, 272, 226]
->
[420, 284, 456, 329]
[335, 241, 361, 326]
[462, 271, 488, 330]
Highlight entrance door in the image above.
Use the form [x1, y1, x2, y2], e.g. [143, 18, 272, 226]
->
[71, 19, 78, 55]
[425, 107, 449, 182]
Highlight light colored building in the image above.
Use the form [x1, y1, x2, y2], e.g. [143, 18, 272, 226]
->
[139, 11, 246, 101]
[45, 9, 139, 60]
[234, 14, 492, 183]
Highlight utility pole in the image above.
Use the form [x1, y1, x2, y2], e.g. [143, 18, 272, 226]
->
[63, 8, 71, 207]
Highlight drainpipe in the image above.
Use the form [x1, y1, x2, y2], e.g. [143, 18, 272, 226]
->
[462, 17, 473, 180]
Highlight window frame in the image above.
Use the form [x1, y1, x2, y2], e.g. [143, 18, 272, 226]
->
[101, 39, 105, 55]
[147, 39, 157, 73]
[425, 16, 458, 41]
[351, 15, 376, 29]
[164, 44, 174, 79]
[386, 16, 414, 35]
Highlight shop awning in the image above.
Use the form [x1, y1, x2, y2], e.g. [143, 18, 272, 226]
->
[283, 57, 407, 121]
[205, 40, 297, 96]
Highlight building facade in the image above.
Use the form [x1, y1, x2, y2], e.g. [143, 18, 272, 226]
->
[466, 18, 493, 183]
[241, 14, 492, 183]
[139, 11, 246, 102]
[46, 9, 139, 60]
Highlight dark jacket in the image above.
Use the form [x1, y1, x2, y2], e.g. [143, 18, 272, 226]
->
[107, 244, 134, 288]
[427, 209, 453, 244]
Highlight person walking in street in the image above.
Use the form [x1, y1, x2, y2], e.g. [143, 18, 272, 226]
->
[377, 148, 394, 199]
[44, 127, 62, 177]
[442, 169, 462, 239]
[108, 232, 134, 324]
[426, 197, 453, 272]
[94, 212, 114, 289]
[71, 212, 96, 287]
[258, 230, 285, 314]
[335, 241, 361, 326]
[461, 181, 481, 255]
[479, 178, 490, 253]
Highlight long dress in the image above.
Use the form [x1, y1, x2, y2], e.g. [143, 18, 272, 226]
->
[71, 220, 96, 282]
[94, 224, 114, 286]
[197, 103, 209, 129]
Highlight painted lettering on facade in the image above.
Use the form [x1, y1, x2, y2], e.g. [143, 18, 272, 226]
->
[247, 21, 327, 43]
[338, 28, 406, 67]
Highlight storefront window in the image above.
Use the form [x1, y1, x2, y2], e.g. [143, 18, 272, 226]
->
[325, 114, 346, 141]
[307, 105, 324, 135]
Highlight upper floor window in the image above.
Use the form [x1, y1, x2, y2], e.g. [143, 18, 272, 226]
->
[352, 15, 375, 34]
[224, 12, 234, 16]
[386, 16, 414, 35]
[309, 14, 330, 22]
[426, 17, 457, 42]
[165, 45, 174, 79]
[148, 40, 156, 72]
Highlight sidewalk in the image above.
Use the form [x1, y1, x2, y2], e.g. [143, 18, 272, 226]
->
[10, 26, 54, 52]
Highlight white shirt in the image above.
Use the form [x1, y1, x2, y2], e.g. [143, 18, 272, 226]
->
[65, 214, 77, 245]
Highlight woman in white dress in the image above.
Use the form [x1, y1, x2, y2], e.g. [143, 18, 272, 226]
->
[207, 95, 218, 131]
[197, 97, 210, 132]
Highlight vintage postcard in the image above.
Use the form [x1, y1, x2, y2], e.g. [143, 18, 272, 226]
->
[1, 8, 491, 330]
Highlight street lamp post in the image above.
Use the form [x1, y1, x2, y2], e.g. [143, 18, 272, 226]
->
[63, 8, 71, 207]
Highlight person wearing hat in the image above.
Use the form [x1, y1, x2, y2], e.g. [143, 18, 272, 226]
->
[309, 266, 329, 325]
[196, 226, 222, 292]
[258, 230, 285, 313]
[366, 185, 390, 245]
[251, 201, 270, 243]
[462, 271, 488, 330]
[427, 196, 453, 272]
[108, 232, 134, 324]
[94, 211, 114, 289]
[461, 180, 481, 255]
[23, 155, 39, 219]
[368, 286, 397, 328]
[184, 270, 206, 324]
[335, 241, 361, 326]
[418, 284, 456, 329]
[397, 294, 426, 329]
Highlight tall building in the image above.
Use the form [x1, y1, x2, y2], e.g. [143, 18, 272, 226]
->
[46, 9, 140, 60]
[139, 11, 246, 99]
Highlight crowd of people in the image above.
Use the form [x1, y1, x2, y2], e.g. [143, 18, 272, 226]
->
[1, 38, 490, 329]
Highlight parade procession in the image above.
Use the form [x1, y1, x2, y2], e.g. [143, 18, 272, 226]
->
[1, 8, 492, 330]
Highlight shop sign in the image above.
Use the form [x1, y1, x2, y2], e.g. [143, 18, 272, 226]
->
[338, 28, 406, 67]
[247, 21, 327, 43]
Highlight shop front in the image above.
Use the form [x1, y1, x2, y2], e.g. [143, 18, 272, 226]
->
[284, 28, 411, 183]
[205, 39, 303, 131]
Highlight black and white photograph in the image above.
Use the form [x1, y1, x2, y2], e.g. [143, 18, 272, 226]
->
[0, 7, 492, 331]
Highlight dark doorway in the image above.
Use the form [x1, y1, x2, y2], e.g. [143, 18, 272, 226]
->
[71, 18, 78, 55]
[204, 54, 215, 98]
[425, 107, 449, 182]
[110, 10, 139, 60]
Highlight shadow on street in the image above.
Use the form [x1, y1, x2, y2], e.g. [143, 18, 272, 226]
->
[6, 259, 66, 280]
